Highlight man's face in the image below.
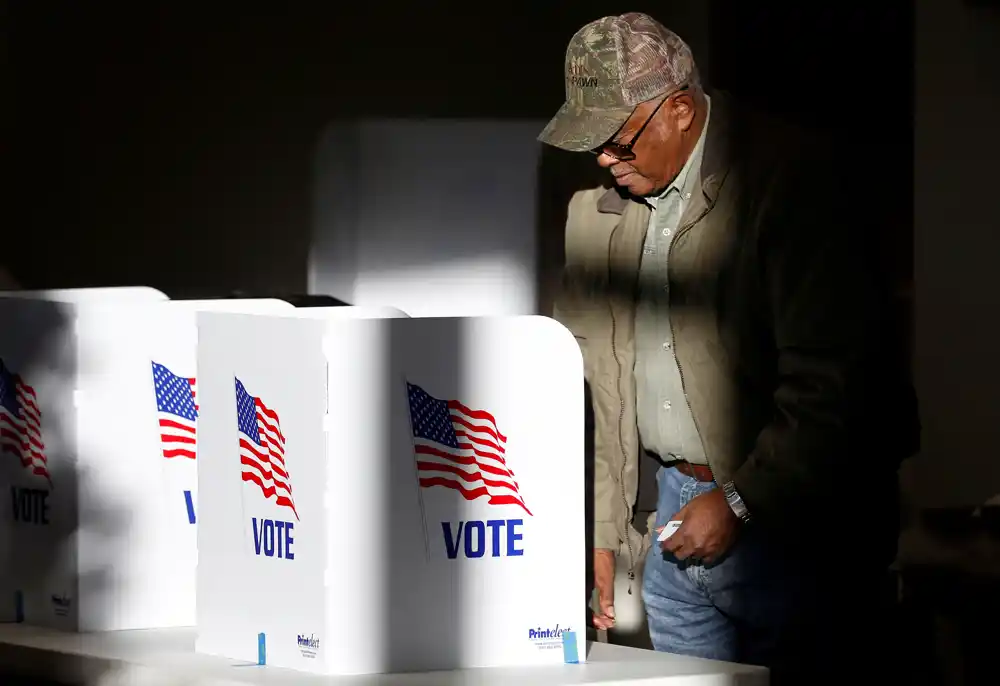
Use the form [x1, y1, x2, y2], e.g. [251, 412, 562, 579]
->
[595, 92, 698, 197]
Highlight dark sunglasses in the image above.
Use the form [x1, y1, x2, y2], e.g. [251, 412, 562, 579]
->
[590, 84, 689, 162]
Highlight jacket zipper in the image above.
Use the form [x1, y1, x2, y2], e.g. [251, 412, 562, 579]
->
[606, 224, 636, 593]
[668, 209, 715, 482]
[607, 198, 716, 595]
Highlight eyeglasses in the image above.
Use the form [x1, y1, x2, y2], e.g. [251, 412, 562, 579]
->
[590, 85, 689, 162]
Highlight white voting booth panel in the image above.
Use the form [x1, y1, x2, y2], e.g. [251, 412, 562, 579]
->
[144, 297, 298, 629]
[0, 291, 294, 632]
[195, 314, 585, 676]
[310, 120, 545, 318]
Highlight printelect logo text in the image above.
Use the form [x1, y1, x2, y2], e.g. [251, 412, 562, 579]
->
[297, 634, 320, 649]
[529, 624, 569, 640]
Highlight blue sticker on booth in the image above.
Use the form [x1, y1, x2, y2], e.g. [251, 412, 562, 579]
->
[14, 591, 24, 623]
[562, 630, 579, 664]
[257, 632, 266, 665]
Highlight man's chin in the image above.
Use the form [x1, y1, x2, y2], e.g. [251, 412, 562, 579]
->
[614, 175, 653, 196]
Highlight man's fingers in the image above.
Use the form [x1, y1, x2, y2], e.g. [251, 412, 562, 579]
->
[662, 538, 679, 554]
[597, 589, 615, 626]
[698, 540, 720, 565]
[662, 528, 686, 553]
[594, 592, 615, 629]
[592, 549, 616, 628]
[672, 543, 694, 560]
[593, 613, 615, 630]
[663, 531, 697, 560]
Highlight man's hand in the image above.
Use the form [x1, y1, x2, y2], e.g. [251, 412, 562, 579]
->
[592, 548, 616, 630]
[659, 489, 739, 565]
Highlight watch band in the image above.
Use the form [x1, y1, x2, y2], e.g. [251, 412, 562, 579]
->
[722, 480, 751, 523]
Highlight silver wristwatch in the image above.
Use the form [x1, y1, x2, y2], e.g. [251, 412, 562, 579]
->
[722, 481, 751, 523]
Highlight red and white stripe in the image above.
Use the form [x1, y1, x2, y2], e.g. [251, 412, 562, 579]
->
[158, 377, 197, 460]
[415, 400, 531, 516]
[239, 396, 297, 520]
[0, 378, 51, 484]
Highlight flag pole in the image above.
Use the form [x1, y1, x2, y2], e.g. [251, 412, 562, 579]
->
[236, 376, 253, 556]
[402, 378, 431, 561]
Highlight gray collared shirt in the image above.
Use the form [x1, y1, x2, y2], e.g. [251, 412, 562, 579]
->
[634, 95, 711, 465]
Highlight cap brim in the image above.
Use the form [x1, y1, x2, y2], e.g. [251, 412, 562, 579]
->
[537, 101, 634, 152]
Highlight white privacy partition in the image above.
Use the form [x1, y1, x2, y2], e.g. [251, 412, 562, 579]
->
[139, 298, 297, 627]
[309, 120, 546, 317]
[195, 314, 585, 676]
[0, 294, 293, 632]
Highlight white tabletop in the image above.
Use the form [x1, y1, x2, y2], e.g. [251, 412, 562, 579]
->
[0, 625, 767, 685]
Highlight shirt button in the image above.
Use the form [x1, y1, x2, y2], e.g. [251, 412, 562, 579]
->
[662, 401, 672, 410]
[684, 192, 692, 199]
[662, 341, 671, 350]
[661, 228, 672, 237]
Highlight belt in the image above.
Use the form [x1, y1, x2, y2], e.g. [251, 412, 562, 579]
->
[646, 450, 715, 482]
[671, 461, 715, 482]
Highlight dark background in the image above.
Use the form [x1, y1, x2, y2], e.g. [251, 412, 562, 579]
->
[3, 2, 913, 297]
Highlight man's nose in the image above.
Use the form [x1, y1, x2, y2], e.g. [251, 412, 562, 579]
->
[595, 152, 616, 168]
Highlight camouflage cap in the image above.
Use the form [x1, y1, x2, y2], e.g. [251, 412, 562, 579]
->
[538, 13, 698, 152]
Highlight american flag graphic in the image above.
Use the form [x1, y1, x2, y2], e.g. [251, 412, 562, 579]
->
[0, 359, 51, 485]
[236, 377, 297, 520]
[406, 382, 531, 516]
[151, 361, 198, 460]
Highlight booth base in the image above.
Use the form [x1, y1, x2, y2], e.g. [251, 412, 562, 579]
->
[0, 624, 767, 685]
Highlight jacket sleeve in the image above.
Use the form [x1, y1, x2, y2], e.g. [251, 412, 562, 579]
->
[552, 190, 627, 553]
[731, 152, 907, 530]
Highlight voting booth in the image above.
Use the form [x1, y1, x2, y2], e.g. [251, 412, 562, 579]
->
[146, 301, 407, 547]
[0, 288, 296, 631]
[195, 313, 585, 675]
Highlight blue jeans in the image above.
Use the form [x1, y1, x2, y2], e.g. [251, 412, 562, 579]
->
[642, 466, 808, 666]
[642, 465, 897, 680]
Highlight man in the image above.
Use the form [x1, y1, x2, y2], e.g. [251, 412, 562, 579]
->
[539, 12, 918, 680]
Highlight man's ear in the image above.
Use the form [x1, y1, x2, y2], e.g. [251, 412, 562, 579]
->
[671, 93, 697, 133]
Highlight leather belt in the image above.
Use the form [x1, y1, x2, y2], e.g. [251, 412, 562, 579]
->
[671, 461, 715, 482]
[646, 450, 715, 482]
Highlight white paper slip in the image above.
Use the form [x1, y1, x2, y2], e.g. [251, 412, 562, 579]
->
[657, 520, 683, 542]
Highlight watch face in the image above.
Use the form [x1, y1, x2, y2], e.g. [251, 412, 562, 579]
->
[722, 483, 749, 521]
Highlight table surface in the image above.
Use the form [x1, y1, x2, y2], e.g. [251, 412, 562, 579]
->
[0, 624, 767, 686]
